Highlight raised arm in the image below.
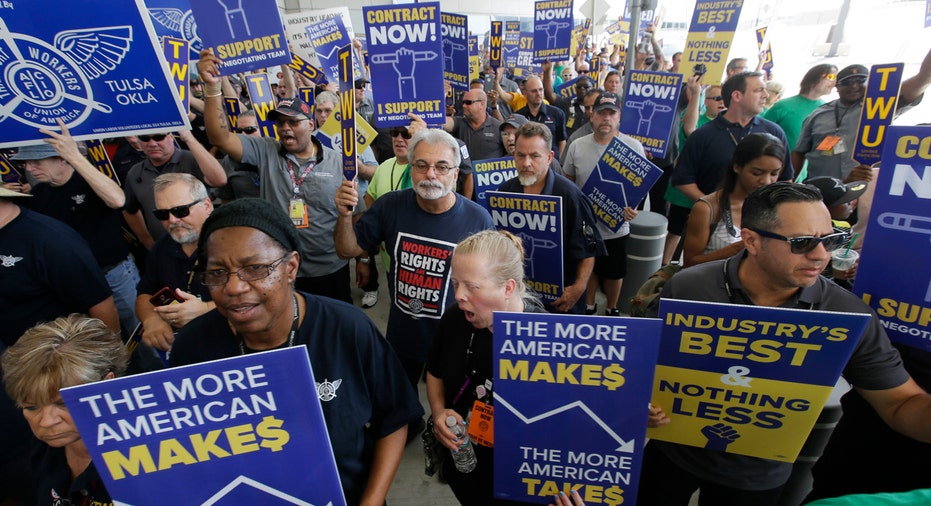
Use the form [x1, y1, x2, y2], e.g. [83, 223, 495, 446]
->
[900, 45, 931, 106]
[542, 61, 558, 104]
[681, 74, 704, 138]
[176, 128, 227, 187]
[196, 49, 244, 162]
[41, 119, 124, 208]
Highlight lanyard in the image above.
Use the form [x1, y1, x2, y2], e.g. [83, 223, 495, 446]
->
[834, 101, 854, 130]
[286, 158, 315, 197]
[727, 123, 752, 147]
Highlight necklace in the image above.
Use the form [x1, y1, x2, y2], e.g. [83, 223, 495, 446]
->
[238, 294, 299, 355]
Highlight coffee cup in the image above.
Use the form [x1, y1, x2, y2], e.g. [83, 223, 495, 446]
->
[831, 249, 859, 279]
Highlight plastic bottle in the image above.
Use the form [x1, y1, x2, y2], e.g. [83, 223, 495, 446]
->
[446, 415, 477, 473]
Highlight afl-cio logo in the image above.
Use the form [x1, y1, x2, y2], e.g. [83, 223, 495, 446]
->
[0, 19, 132, 129]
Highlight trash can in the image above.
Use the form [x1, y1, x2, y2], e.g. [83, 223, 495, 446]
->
[618, 211, 667, 314]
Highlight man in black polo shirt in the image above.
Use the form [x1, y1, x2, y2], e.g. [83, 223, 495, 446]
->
[516, 76, 569, 158]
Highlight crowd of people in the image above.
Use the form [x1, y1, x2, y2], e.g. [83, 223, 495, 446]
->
[1, 18, 931, 506]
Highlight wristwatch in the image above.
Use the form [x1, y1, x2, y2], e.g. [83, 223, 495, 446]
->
[357, 256, 370, 264]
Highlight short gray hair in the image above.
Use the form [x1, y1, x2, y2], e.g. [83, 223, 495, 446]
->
[316, 91, 339, 108]
[153, 172, 208, 202]
[408, 129, 461, 167]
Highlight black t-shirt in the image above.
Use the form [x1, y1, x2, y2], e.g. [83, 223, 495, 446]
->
[135, 234, 210, 300]
[30, 172, 129, 267]
[33, 445, 112, 505]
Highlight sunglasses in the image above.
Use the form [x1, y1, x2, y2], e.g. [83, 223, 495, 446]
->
[823, 73, 837, 81]
[749, 228, 850, 254]
[138, 134, 168, 142]
[709, 95, 723, 101]
[838, 76, 867, 87]
[355, 83, 367, 90]
[235, 126, 259, 134]
[461, 99, 484, 105]
[153, 199, 203, 221]
[389, 128, 411, 139]
[578, 70, 590, 74]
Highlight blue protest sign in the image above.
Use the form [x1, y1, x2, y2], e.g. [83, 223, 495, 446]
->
[473, 157, 517, 208]
[469, 35, 481, 83]
[188, 0, 290, 75]
[244, 73, 278, 138]
[679, 0, 743, 84]
[60, 347, 347, 505]
[162, 37, 190, 114]
[580, 137, 664, 232]
[494, 312, 662, 504]
[289, 53, 329, 86]
[621, 70, 683, 158]
[224, 97, 242, 131]
[338, 44, 357, 182]
[0, 153, 24, 184]
[556, 76, 583, 102]
[533, 0, 573, 63]
[441, 12, 470, 91]
[84, 139, 120, 184]
[503, 20, 521, 68]
[489, 21, 504, 70]
[146, 0, 202, 61]
[514, 32, 540, 78]
[487, 191, 564, 303]
[0, 0, 189, 149]
[926, 0, 931, 27]
[855, 126, 931, 351]
[649, 299, 868, 461]
[755, 27, 774, 78]
[852, 63, 904, 166]
[305, 15, 362, 84]
[283, 7, 355, 72]
[363, 2, 444, 127]
[298, 87, 316, 111]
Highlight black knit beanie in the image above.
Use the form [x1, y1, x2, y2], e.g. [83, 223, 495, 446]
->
[197, 198, 301, 269]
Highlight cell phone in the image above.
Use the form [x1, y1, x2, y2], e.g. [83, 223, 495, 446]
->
[149, 286, 182, 307]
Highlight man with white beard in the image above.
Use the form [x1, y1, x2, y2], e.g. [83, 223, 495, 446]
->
[335, 129, 494, 401]
[136, 173, 214, 353]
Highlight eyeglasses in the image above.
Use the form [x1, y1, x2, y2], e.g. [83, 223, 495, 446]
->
[411, 161, 453, 175]
[355, 83, 367, 90]
[274, 117, 308, 127]
[461, 99, 484, 105]
[389, 128, 411, 139]
[200, 254, 291, 286]
[236, 126, 259, 134]
[138, 134, 168, 142]
[749, 228, 850, 254]
[823, 73, 837, 81]
[709, 95, 723, 101]
[838, 76, 867, 87]
[578, 70, 590, 74]
[152, 199, 203, 221]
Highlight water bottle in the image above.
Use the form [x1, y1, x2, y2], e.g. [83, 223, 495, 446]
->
[446, 415, 477, 473]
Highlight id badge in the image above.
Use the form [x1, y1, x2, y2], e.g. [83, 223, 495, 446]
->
[816, 135, 842, 154]
[468, 400, 494, 447]
[289, 198, 309, 228]
[833, 138, 847, 154]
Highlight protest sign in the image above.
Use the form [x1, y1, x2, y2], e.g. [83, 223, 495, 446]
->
[338, 44, 357, 181]
[855, 125, 931, 351]
[298, 87, 316, 110]
[0, 153, 24, 184]
[283, 7, 354, 68]
[224, 97, 242, 131]
[244, 73, 278, 138]
[318, 109, 377, 159]
[392, 232, 456, 320]
[85, 139, 120, 184]
[621, 70, 683, 158]
[162, 37, 190, 114]
[363, 2, 445, 127]
[189, 0, 290, 75]
[469, 35, 481, 83]
[489, 21, 504, 70]
[441, 13, 470, 91]
[648, 299, 869, 462]
[604, 19, 627, 47]
[514, 32, 540, 78]
[288, 53, 328, 85]
[504, 20, 522, 68]
[755, 27, 774, 79]
[473, 157, 517, 208]
[679, 0, 744, 84]
[487, 191, 564, 303]
[534, 0, 573, 63]
[570, 19, 591, 59]
[146, 0, 202, 61]
[60, 347, 347, 505]
[580, 137, 663, 233]
[494, 312, 662, 504]
[852, 63, 904, 166]
[305, 15, 363, 84]
[556, 77, 583, 102]
[0, 0, 189, 149]
[926, 0, 931, 27]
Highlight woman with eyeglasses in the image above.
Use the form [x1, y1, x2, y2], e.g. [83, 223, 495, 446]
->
[2, 315, 130, 506]
[426, 230, 547, 505]
[682, 133, 786, 267]
[762, 63, 837, 152]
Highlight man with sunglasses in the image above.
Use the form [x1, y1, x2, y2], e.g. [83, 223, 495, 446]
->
[640, 181, 931, 505]
[135, 173, 214, 353]
[122, 127, 227, 250]
[441, 88, 504, 200]
[197, 49, 356, 305]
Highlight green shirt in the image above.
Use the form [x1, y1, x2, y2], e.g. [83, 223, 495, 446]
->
[762, 94, 825, 152]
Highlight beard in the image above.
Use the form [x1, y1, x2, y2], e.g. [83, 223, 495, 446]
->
[169, 223, 198, 244]
[518, 172, 540, 186]
[413, 178, 454, 200]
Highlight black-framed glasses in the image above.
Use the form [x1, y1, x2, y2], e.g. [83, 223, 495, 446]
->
[749, 228, 850, 254]
[236, 126, 259, 134]
[355, 82, 367, 90]
[461, 99, 484, 105]
[152, 199, 203, 220]
[411, 161, 453, 175]
[578, 70, 590, 74]
[389, 128, 411, 139]
[838, 76, 867, 87]
[200, 254, 291, 286]
[138, 134, 168, 142]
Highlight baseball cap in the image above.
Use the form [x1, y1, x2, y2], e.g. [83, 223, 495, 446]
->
[10, 144, 59, 161]
[806, 177, 868, 206]
[837, 65, 868, 84]
[354, 78, 370, 88]
[593, 91, 621, 112]
[268, 97, 313, 122]
[499, 114, 529, 131]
